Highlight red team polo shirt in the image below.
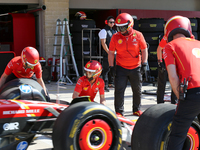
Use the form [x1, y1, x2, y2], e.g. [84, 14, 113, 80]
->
[159, 36, 167, 48]
[4, 56, 42, 78]
[74, 76, 105, 102]
[163, 37, 200, 89]
[109, 28, 147, 69]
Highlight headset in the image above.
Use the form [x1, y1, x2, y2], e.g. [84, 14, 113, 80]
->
[105, 16, 115, 25]
[105, 20, 108, 24]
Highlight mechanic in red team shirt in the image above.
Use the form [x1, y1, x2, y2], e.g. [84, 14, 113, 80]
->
[0, 46, 50, 101]
[156, 35, 177, 104]
[163, 16, 200, 150]
[108, 13, 148, 116]
[72, 60, 106, 105]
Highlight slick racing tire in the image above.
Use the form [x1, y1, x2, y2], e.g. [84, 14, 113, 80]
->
[131, 104, 200, 150]
[0, 78, 46, 101]
[52, 102, 122, 150]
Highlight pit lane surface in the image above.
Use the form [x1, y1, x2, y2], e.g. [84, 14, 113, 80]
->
[27, 82, 172, 150]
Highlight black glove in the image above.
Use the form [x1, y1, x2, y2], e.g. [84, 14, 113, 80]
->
[109, 66, 116, 77]
[141, 63, 147, 74]
[46, 95, 51, 102]
[158, 61, 166, 73]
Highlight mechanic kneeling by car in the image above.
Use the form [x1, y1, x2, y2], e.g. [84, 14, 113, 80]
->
[0, 46, 50, 102]
[72, 60, 106, 105]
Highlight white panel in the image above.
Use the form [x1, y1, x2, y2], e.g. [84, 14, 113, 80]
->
[0, 0, 39, 4]
[69, 0, 200, 11]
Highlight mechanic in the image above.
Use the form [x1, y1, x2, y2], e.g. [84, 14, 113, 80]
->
[75, 11, 86, 20]
[108, 13, 148, 116]
[98, 16, 117, 92]
[163, 15, 200, 150]
[156, 35, 177, 104]
[72, 60, 106, 105]
[0, 46, 50, 101]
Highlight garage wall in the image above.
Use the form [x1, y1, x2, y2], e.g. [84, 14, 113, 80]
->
[43, 0, 69, 59]
[69, 0, 200, 11]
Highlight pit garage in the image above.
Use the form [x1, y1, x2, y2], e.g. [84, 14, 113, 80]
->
[0, 1, 200, 150]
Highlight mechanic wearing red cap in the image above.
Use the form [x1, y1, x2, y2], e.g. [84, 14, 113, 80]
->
[156, 35, 177, 104]
[98, 16, 117, 92]
[108, 13, 148, 116]
[72, 60, 106, 105]
[0, 46, 50, 101]
[163, 16, 200, 150]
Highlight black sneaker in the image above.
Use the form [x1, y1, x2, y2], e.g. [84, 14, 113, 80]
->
[104, 87, 110, 92]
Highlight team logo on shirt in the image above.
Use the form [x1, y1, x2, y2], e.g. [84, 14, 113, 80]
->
[118, 39, 123, 44]
[192, 48, 200, 58]
[83, 87, 89, 91]
[97, 81, 100, 85]
[133, 33, 136, 36]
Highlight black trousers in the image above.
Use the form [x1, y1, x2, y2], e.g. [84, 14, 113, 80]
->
[167, 88, 200, 150]
[114, 65, 142, 115]
[102, 57, 114, 87]
[157, 68, 177, 104]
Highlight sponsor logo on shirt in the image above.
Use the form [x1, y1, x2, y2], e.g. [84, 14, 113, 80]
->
[132, 38, 138, 45]
[77, 79, 83, 85]
[7, 61, 13, 68]
[163, 49, 167, 59]
[192, 48, 200, 58]
[83, 87, 89, 91]
[107, 30, 112, 37]
[94, 87, 99, 93]
[118, 39, 123, 44]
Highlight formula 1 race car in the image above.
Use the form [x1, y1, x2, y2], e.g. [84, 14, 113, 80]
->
[0, 78, 199, 150]
[0, 78, 133, 150]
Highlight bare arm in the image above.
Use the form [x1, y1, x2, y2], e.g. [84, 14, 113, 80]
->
[167, 64, 180, 99]
[101, 39, 109, 54]
[72, 91, 80, 99]
[0, 72, 8, 88]
[141, 48, 148, 63]
[100, 94, 106, 105]
[108, 50, 115, 66]
[157, 45, 163, 61]
[37, 78, 48, 95]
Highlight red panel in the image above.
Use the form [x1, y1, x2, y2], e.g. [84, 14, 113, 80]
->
[0, 51, 16, 56]
[10, 13, 36, 56]
[118, 9, 200, 21]
[93, 9, 118, 29]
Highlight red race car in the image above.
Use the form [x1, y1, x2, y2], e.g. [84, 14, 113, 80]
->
[0, 78, 199, 150]
[0, 78, 134, 150]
